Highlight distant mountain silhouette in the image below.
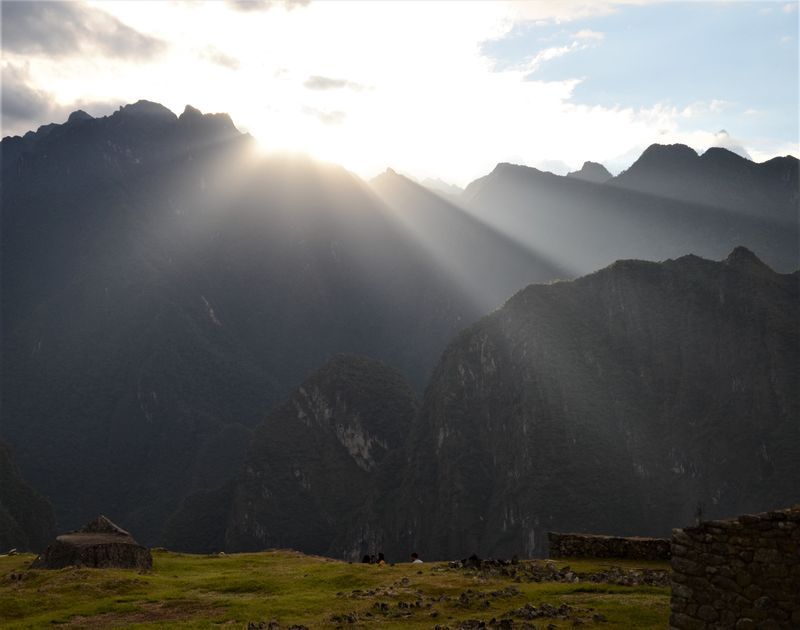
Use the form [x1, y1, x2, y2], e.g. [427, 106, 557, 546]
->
[421, 177, 463, 196]
[3, 102, 798, 549]
[566, 161, 612, 183]
[461, 151, 797, 275]
[611, 143, 798, 226]
[370, 167, 566, 308]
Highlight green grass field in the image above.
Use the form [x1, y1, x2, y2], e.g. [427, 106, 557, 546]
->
[0, 550, 669, 628]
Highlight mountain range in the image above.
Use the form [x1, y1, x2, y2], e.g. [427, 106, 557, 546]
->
[166, 246, 799, 559]
[1, 101, 798, 553]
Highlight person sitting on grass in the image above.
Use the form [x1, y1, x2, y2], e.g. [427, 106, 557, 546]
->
[410, 552, 423, 564]
[377, 552, 386, 566]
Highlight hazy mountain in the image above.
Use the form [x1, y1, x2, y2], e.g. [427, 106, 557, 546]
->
[0, 439, 56, 552]
[370, 168, 567, 309]
[1, 102, 528, 542]
[566, 161, 612, 184]
[421, 177, 464, 196]
[164, 354, 417, 555]
[4, 102, 797, 551]
[390, 247, 799, 559]
[462, 153, 798, 276]
[611, 144, 799, 226]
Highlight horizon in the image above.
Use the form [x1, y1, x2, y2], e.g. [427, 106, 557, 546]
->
[7, 96, 798, 190]
[2, 0, 798, 187]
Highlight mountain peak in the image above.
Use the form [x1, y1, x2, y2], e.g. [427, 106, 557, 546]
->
[637, 143, 699, 164]
[67, 110, 93, 124]
[179, 104, 204, 121]
[177, 105, 238, 136]
[724, 246, 772, 273]
[567, 161, 612, 184]
[700, 146, 748, 166]
[115, 100, 177, 122]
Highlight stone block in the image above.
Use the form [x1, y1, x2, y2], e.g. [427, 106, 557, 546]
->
[697, 605, 718, 622]
[753, 595, 774, 610]
[673, 557, 705, 577]
[743, 585, 762, 601]
[719, 610, 737, 626]
[673, 530, 692, 546]
[699, 552, 726, 566]
[709, 575, 739, 592]
[734, 571, 752, 588]
[777, 541, 797, 554]
[763, 563, 788, 578]
[672, 583, 693, 599]
[710, 542, 728, 554]
[670, 612, 707, 630]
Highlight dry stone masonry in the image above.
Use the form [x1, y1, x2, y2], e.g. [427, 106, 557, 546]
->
[670, 505, 800, 629]
[547, 532, 670, 560]
[31, 515, 152, 571]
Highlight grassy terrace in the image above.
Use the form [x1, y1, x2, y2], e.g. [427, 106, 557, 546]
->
[0, 550, 669, 628]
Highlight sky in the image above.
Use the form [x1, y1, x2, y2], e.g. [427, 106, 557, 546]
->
[1, 0, 798, 186]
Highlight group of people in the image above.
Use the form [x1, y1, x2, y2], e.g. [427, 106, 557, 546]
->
[361, 552, 423, 565]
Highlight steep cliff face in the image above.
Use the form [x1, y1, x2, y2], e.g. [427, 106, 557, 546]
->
[165, 355, 417, 555]
[0, 440, 56, 552]
[396, 248, 799, 559]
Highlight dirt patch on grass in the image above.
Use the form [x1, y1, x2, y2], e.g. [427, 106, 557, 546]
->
[64, 599, 223, 627]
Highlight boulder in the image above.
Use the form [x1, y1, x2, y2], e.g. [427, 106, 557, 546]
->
[31, 515, 152, 570]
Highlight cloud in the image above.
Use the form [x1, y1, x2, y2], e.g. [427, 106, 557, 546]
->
[520, 28, 605, 76]
[707, 129, 751, 159]
[1, 1, 166, 59]
[526, 42, 583, 74]
[202, 46, 241, 70]
[572, 29, 604, 41]
[303, 75, 365, 91]
[302, 106, 346, 125]
[1, 62, 122, 137]
[680, 99, 731, 118]
[1, 63, 53, 125]
[226, 0, 310, 11]
[500, 1, 628, 24]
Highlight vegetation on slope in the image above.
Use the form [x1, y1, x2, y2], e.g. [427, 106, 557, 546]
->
[0, 549, 669, 629]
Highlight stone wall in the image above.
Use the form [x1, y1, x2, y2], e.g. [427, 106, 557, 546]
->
[547, 532, 670, 561]
[670, 505, 800, 629]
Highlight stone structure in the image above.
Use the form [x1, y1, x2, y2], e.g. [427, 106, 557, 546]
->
[31, 515, 152, 570]
[670, 505, 800, 629]
[547, 532, 670, 561]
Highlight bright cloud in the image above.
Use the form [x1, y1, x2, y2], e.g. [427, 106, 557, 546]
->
[572, 29, 605, 41]
[1, 0, 796, 185]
